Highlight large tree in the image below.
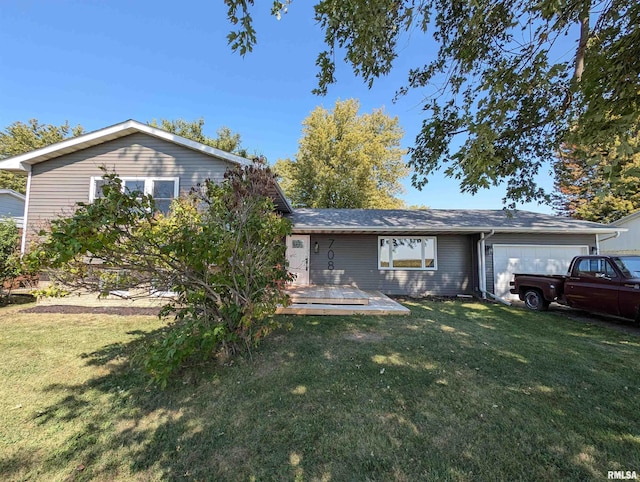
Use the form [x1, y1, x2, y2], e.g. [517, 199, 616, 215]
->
[148, 118, 252, 157]
[0, 120, 84, 193]
[274, 99, 408, 209]
[225, 0, 640, 207]
[553, 134, 640, 223]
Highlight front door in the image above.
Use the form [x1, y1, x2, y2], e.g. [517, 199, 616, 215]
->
[286, 235, 310, 286]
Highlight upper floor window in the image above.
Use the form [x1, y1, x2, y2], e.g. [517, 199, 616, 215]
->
[378, 236, 437, 270]
[90, 177, 179, 214]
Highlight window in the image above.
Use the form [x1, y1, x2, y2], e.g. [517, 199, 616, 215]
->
[575, 258, 617, 278]
[90, 177, 179, 214]
[378, 236, 437, 270]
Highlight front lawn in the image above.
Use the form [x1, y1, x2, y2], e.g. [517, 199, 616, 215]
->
[0, 300, 639, 481]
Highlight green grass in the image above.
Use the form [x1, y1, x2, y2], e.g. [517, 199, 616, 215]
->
[1, 300, 639, 481]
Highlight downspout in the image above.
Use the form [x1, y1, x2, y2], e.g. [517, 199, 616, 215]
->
[20, 167, 32, 256]
[477, 230, 511, 306]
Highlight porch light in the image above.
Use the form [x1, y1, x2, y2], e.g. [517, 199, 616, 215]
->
[314, 242, 319, 254]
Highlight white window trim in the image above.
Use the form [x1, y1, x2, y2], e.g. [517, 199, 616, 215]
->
[378, 236, 438, 271]
[89, 176, 180, 201]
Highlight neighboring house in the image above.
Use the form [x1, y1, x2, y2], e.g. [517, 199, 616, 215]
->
[0, 119, 623, 300]
[0, 189, 25, 229]
[600, 211, 640, 255]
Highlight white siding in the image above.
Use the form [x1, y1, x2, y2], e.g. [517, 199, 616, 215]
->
[600, 216, 640, 254]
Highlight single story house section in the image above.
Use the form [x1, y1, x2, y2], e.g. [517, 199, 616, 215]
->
[0, 189, 25, 228]
[0, 119, 624, 300]
[286, 208, 623, 300]
[600, 211, 640, 255]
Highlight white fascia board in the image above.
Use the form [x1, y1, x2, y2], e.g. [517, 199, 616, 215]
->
[291, 226, 626, 234]
[611, 210, 640, 226]
[0, 119, 253, 171]
[274, 184, 293, 213]
[0, 189, 26, 201]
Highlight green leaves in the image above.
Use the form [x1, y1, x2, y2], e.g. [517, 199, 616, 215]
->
[0, 219, 21, 299]
[224, 0, 257, 56]
[0, 119, 84, 193]
[35, 163, 292, 386]
[147, 118, 250, 157]
[275, 99, 408, 208]
[553, 132, 640, 223]
[225, 0, 640, 207]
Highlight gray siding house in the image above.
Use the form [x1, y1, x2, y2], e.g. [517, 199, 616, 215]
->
[0, 189, 25, 228]
[0, 120, 291, 253]
[287, 209, 619, 300]
[0, 119, 622, 300]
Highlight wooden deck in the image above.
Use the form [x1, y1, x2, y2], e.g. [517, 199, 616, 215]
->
[277, 286, 410, 316]
[30, 284, 411, 316]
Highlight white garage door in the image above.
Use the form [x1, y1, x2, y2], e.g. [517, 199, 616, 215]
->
[493, 244, 590, 299]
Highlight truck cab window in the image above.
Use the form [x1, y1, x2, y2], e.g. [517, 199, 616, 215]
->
[575, 258, 617, 278]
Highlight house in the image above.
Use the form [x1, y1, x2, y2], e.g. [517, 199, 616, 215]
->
[288, 208, 622, 300]
[599, 211, 640, 255]
[0, 119, 291, 256]
[0, 119, 623, 301]
[0, 189, 25, 229]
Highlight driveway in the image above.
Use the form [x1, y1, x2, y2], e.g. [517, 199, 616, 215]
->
[511, 300, 640, 335]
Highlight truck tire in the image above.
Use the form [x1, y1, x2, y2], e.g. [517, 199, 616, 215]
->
[523, 289, 549, 311]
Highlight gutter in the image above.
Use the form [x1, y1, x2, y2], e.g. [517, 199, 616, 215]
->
[597, 231, 621, 244]
[291, 226, 620, 235]
[594, 230, 622, 255]
[476, 230, 511, 306]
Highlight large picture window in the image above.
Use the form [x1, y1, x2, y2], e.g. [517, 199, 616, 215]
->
[90, 177, 179, 214]
[378, 236, 437, 270]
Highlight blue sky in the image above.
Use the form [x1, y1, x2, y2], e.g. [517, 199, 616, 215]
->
[0, 0, 554, 212]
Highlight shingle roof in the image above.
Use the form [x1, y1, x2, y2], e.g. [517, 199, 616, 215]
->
[288, 208, 621, 234]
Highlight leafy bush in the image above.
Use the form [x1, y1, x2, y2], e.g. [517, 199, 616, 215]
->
[0, 219, 21, 304]
[33, 162, 293, 386]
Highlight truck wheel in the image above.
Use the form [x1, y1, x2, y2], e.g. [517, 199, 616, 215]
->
[523, 289, 549, 311]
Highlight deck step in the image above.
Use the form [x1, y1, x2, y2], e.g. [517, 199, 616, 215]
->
[287, 286, 370, 305]
[288, 295, 369, 305]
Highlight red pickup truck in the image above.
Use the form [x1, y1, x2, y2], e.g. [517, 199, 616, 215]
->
[510, 255, 640, 323]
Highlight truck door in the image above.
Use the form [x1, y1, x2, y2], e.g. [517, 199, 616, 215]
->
[618, 281, 640, 320]
[564, 258, 620, 316]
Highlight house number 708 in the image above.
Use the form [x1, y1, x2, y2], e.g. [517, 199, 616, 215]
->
[327, 239, 335, 270]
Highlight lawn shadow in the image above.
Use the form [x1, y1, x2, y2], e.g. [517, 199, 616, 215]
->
[11, 300, 640, 481]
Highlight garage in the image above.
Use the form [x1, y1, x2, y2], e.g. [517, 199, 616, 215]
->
[493, 244, 590, 299]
